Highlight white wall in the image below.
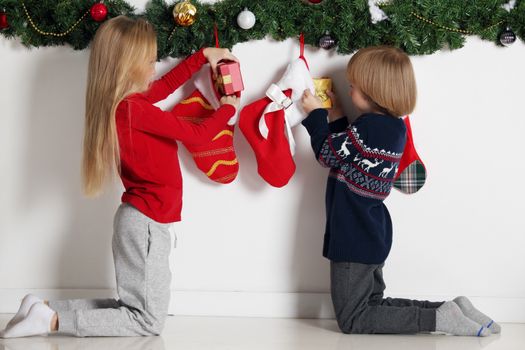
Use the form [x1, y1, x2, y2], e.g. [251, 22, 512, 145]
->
[1, 0, 524, 322]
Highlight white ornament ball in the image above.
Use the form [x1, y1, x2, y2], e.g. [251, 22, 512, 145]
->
[237, 8, 256, 30]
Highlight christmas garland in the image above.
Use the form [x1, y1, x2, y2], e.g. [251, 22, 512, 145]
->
[0, 0, 523, 58]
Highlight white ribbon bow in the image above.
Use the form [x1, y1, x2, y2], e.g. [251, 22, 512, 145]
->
[258, 84, 300, 156]
[257, 58, 315, 156]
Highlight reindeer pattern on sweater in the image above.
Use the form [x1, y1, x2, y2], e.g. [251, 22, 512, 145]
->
[318, 121, 404, 200]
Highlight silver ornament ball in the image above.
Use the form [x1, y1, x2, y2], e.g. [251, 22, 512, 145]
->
[500, 27, 516, 46]
[319, 32, 336, 50]
[237, 8, 256, 30]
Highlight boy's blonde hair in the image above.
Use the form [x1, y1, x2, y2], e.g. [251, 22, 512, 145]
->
[82, 16, 156, 197]
[347, 46, 417, 117]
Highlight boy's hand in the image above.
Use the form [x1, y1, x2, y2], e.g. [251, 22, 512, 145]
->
[301, 89, 323, 115]
[326, 90, 344, 122]
[220, 95, 240, 110]
[203, 48, 239, 79]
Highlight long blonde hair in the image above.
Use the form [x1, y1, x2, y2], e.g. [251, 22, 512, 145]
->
[82, 16, 156, 197]
[347, 46, 417, 117]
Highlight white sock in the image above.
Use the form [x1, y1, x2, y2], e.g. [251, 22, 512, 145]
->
[1, 303, 55, 338]
[5, 294, 43, 329]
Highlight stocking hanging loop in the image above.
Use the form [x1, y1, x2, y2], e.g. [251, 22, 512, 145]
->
[214, 23, 220, 48]
[299, 33, 309, 70]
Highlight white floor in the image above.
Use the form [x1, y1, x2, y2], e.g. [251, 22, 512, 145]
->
[1, 314, 524, 350]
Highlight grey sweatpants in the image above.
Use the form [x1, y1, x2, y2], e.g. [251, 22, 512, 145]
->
[331, 261, 444, 334]
[49, 203, 174, 337]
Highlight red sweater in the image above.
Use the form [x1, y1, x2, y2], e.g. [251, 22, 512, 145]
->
[116, 49, 236, 223]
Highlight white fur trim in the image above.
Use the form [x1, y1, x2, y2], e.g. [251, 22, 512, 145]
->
[193, 65, 239, 125]
[275, 59, 315, 127]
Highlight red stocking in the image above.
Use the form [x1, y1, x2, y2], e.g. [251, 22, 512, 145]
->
[393, 116, 427, 194]
[239, 90, 295, 187]
[170, 67, 239, 184]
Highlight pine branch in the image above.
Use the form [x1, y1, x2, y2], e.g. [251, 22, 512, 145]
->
[0, 0, 521, 58]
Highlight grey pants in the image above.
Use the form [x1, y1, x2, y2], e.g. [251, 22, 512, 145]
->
[49, 203, 174, 337]
[331, 261, 444, 334]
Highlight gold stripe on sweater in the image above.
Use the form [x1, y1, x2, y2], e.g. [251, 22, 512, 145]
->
[191, 146, 234, 158]
[180, 97, 214, 110]
[212, 130, 234, 141]
[206, 159, 238, 177]
[214, 173, 238, 183]
[178, 116, 207, 124]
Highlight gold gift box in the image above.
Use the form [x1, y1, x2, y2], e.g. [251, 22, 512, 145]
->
[313, 78, 332, 109]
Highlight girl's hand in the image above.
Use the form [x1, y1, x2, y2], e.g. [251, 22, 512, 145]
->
[301, 89, 323, 115]
[220, 95, 240, 110]
[326, 90, 344, 122]
[203, 48, 239, 78]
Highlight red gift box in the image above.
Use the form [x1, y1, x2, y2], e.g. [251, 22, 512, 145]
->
[215, 61, 244, 96]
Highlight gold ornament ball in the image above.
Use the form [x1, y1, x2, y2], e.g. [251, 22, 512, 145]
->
[173, 0, 197, 27]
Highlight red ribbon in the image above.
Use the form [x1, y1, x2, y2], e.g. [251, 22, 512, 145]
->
[299, 33, 310, 70]
[214, 23, 220, 48]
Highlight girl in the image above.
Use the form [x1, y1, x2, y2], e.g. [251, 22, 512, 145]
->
[300, 46, 500, 336]
[1, 16, 239, 338]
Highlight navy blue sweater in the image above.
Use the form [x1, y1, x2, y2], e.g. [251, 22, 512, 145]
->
[302, 109, 407, 264]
